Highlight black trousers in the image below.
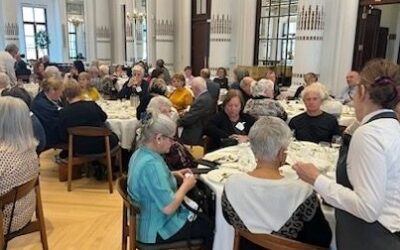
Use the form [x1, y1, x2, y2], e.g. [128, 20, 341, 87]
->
[156, 215, 214, 250]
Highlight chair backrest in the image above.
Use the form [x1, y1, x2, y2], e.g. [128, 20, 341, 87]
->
[67, 126, 112, 137]
[234, 230, 327, 250]
[116, 176, 140, 215]
[0, 177, 39, 243]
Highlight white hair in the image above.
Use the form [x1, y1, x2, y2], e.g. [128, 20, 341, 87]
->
[192, 77, 207, 92]
[147, 95, 172, 113]
[99, 65, 110, 75]
[132, 65, 144, 77]
[0, 96, 37, 152]
[138, 112, 176, 145]
[301, 82, 327, 100]
[249, 116, 291, 162]
[251, 79, 274, 97]
[0, 72, 10, 88]
[44, 66, 61, 79]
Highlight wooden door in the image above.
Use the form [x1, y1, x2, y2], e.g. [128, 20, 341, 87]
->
[191, 0, 211, 76]
[376, 27, 389, 59]
[352, 7, 381, 70]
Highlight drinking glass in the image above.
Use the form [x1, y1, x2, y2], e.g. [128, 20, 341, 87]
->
[331, 135, 342, 149]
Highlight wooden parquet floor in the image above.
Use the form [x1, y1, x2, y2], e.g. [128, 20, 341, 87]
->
[7, 150, 122, 250]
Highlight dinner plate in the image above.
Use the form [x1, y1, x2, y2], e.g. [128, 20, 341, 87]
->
[206, 168, 242, 184]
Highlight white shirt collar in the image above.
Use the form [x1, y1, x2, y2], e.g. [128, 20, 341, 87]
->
[360, 109, 395, 125]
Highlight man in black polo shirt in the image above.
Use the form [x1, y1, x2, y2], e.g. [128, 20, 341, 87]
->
[289, 84, 340, 143]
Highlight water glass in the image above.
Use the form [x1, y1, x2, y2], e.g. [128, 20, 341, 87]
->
[331, 135, 342, 149]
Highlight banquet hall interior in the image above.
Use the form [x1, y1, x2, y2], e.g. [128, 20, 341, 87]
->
[1, 0, 400, 249]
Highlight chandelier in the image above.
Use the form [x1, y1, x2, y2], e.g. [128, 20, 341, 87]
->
[68, 16, 84, 27]
[126, 9, 146, 22]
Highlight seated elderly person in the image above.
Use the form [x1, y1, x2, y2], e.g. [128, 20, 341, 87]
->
[78, 72, 101, 101]
[0, 97, 39, 236]
[0, 72, 10, 94]
[222, 117, 332, 249]
[44, 65, 62, 80]
[243, 79, 287, 120]
[230, 76, 254, 103]
[206, 89, 256, 151]
[169, 73, 193, 112]
[177, 77, 213, 145]
[2, 87, 46, 153]
[31, 77, 64, 148]
[289, 84, 340, 143]
[338, 71, 360, 105]
[136, 78, 167, 120]
[98, 64, 115, 95]
[59, 79, 119, 156]
[293, 72, 318, 99]
[119, 65, 149, 100]
[128, 111, 214, 248]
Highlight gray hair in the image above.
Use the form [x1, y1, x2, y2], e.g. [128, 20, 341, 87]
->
[99, 65, 109, 75]
[192, 77, 207, 92]
[138, 112, 176, 145]
[5, 43, 19, 56]
[0, 96, 37, 152]
[251, 79, 274, 97]
[132, 65, 144, 77]
[45, 66, 61, 79]
[0, 72, 10, 88]
[249, 116, 291, 162]
[147, 95, 172, 113]
[301, 82, 326, 100]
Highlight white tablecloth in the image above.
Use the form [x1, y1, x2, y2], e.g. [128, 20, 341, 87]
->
[199, 143, 337, 250]
[97, 100, 139, 150]
[23, 83, 40, 97]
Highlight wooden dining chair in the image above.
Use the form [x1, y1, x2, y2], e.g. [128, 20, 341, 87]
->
[66, 126, 123, 193]
[233, 230, 327, 250]
[116, 176, 203, 250]
[0, 177, 48, 250]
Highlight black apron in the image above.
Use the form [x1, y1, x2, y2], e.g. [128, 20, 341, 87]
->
[335, 111, 400, 250]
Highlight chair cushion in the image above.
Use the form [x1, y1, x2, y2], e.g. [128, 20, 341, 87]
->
[137, 239, 203, 250]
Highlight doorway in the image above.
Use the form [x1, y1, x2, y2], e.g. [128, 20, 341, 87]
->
[191, 0, 211, 76]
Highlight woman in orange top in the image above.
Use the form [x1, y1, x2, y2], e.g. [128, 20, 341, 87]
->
[169, 73, 193, 111]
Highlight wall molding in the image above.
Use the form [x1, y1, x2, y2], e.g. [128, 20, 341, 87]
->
[297, 5, 324, 31]
[210, 14, 232, 34]
[156, 19, 174, 36]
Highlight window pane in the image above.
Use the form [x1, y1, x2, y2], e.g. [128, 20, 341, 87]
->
[25, 36, 35, 47]
[36, 25, 46, 32]
[38, 48, 48, 58]
[34, 8, 46, 23]
[196, 0, 201, 15]
[26, 48, 36, 60]
[22, 7, 34, 22]
[24, 24, 35, 36]
[68, 22, 76, 33]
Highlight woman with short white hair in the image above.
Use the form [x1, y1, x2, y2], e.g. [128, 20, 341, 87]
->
[222, 116, 332, 249]
[0, 72, 10, 94]
[127, 111, 214, 248]
[243, 79, 287, 120]
[0, 96, 39, 237]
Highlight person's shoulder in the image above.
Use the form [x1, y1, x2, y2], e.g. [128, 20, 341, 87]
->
[321, 111, 337, 121]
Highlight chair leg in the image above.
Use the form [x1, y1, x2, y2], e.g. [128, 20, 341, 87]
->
[35, 185, 49, 250]
[122, 205, 127, 250]
[105, 137, 113, 193]
[118, 149, 123, 176]
[67, 160, 73, 192]
[233, 230, 240, 250]
[129, 213, 135, 250]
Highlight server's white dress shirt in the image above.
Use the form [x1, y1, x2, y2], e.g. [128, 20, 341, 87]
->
[314, 109, 400, 233]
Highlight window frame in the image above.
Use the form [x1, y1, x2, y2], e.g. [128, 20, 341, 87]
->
[22, 6, 49, 60]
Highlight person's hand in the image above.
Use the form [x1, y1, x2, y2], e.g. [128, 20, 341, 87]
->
[128, 77, 138, 87]
[173, 168, 192, 180]
[181, 174, 196, 192]
[292, 162, 320, 185]
[229, 134, 249, 143]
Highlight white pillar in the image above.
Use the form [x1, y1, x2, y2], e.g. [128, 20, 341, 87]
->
[290, 0, 325, 95]
[3, 0, 19, 47]
[0, 0, 5, 49]
[231, 0, 257, 67]
[209, 0, 232, 76]
[147, 0, 156, 66]
[173, 0, 191, 73]
[319, 0, 358, 96]
[110, 0, 125, 64]
[155, 0, 174, 73]
[93, 0, 112, 63]
[84, 0, 96, 63]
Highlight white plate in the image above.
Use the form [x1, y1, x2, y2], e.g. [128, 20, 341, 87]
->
[206, 168, 242, 184]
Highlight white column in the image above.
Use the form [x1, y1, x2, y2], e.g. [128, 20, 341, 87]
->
[84, 0, 96, 62]
[319, 0, 358, 96]
[231, 0, 257, 67]
[93, 0, 112, 63]
[147, 0, 156, 66]
[3, 0, 19, 47]
[155, 0, 174, 73]
[56, 0, 68, 62]
[0, 0, 5, 49]
[209, 0, 232, 77]
[110, 0, 125, 64]
[290, 0, 325, 95]
[173, 0, 191, 73]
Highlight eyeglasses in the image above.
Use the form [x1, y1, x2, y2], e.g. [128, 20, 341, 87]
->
[162, 134, 175, 141]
